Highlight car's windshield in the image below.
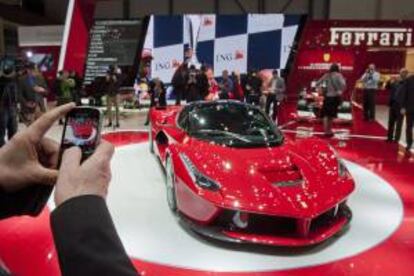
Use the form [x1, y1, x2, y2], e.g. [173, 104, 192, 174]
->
[187, 102, 283, 148]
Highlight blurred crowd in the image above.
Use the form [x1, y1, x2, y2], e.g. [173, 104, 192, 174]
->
[136, 62, 287, 125]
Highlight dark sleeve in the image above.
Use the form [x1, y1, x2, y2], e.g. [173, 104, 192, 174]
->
[17, 79, 26, 105]
[51, 195, 139, 276]
[397, 81, 407, 108]
[0, 185, 53, 219]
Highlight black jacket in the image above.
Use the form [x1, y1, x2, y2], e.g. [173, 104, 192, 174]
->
[0, 190, 138, 276]
[243, 75, 262, 96]
[0, 76, 18, 109]
[397, 75, 414, 113]
[51, 196, 138, 276]
[149, 81, 167, 107]
[386, 79, 404, 107]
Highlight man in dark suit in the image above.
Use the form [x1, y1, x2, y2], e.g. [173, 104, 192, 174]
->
[0, 103, 138, 275]
[386, 69, 408, 142]
[398, 74, 414, 152]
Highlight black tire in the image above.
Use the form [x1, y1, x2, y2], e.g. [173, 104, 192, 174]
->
[165, 156, 177, 212]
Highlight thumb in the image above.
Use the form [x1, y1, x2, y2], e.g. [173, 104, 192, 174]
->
[33, 166, 59, 186]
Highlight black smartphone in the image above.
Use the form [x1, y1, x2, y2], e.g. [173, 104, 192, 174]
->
[59, 107, 103, 165]
[0, 107, 103, 218]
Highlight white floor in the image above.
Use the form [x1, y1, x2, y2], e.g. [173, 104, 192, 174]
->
[103, 142, 403, 272]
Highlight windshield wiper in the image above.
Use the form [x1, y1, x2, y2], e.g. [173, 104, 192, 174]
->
[194, 129, 252, 143]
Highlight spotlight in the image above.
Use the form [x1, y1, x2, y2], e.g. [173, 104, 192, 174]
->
[26, 51, 33, 58]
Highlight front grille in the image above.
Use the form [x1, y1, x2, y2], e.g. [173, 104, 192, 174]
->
[213, 203, 348, 238]
[213, 210, 297, 236]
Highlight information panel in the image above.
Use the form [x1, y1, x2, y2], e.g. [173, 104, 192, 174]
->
[84, 20, 141, 85]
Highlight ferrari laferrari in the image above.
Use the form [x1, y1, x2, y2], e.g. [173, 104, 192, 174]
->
[149, 101, 354, 246]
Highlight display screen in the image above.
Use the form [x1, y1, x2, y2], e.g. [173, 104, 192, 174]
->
[141, 14, 303, 83]
[84, 20, 143, 85]
[62, 109, 101, 158]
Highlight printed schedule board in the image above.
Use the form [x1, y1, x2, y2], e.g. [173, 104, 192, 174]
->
[84, 20, 142, 85]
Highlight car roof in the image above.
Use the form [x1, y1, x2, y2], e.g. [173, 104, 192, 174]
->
[186, 100, 255, 109]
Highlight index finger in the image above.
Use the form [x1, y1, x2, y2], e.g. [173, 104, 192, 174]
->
[27, 103, 76, 142]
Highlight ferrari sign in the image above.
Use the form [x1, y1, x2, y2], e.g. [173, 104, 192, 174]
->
[329, 27, 413, 47]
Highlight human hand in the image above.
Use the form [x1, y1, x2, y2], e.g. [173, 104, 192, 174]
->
[0, 103, 75, 193]
[33, 85, 47, 94]
[54, 141, 114, 207]
[401, 108, 406, 115]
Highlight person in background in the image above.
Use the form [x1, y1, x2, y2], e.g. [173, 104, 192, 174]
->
[386, 68, 408, 143]
[33, 66, 49, 113]
[144, 78, 166, 126]
[0, 61, 18, 147]
[0, 103, 138, 275]
[54, 71, 64, 124]
[397, 74, 414, 153]
[316, 63, 346, 137]
[186, 65, 200, 102]
[360, 63, 380, 121]
[104, 66, 120, 128]
[171, 64, 188, 105]
[231, 71, 244, 101]
[69, 70, 82, 106]
[205, 68, 219, 101]
[18, 63, 49, 125]
[150, 78, 167, 107]
[265, 70, 286, 121]
[243, 70, 262, 106]
[218, 70, 234, 100]
[58, 71, 76, 125]
[197, 66, 210, 101]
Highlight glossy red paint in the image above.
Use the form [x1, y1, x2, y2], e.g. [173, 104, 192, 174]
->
[0, 105, 414, 275]
[149, 103, 355, 245]
[175, 175, 221, 224]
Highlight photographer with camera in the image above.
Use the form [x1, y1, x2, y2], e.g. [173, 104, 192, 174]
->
[360, 63, 381, 121]
[0, 58, 18, 148]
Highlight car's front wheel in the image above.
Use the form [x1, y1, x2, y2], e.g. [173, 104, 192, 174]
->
[165, 156, 177, 212]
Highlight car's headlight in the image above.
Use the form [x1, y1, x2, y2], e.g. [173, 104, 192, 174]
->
[338, 159, 348, 178]
[329, 146, 348, 178]
[179, 153, 221, 191]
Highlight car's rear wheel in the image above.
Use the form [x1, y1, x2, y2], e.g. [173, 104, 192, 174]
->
[165, 156, 177, 212]
[149, 124, 154, 153]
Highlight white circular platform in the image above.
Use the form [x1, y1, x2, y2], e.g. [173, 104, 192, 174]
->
[107, 143, 403, 272]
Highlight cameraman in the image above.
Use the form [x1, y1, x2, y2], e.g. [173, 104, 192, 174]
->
[0, 59, 18, 148]
[360, 64, 380, 121]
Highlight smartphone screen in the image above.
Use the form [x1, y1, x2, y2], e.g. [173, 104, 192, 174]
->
[60, 107, 102, 164]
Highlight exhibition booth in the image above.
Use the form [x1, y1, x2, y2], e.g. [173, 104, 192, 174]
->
[0, 1, 413, 275]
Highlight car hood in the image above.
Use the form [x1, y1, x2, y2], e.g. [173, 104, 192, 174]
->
[179, 137, 354, 218]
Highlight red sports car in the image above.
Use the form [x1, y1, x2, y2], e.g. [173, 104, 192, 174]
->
[149, 101, 355, 247]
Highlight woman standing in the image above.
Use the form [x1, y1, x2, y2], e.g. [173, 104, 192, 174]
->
[316, 63, 346, 137]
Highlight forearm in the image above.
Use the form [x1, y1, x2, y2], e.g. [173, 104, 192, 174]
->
[51, 195, 138, 276]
